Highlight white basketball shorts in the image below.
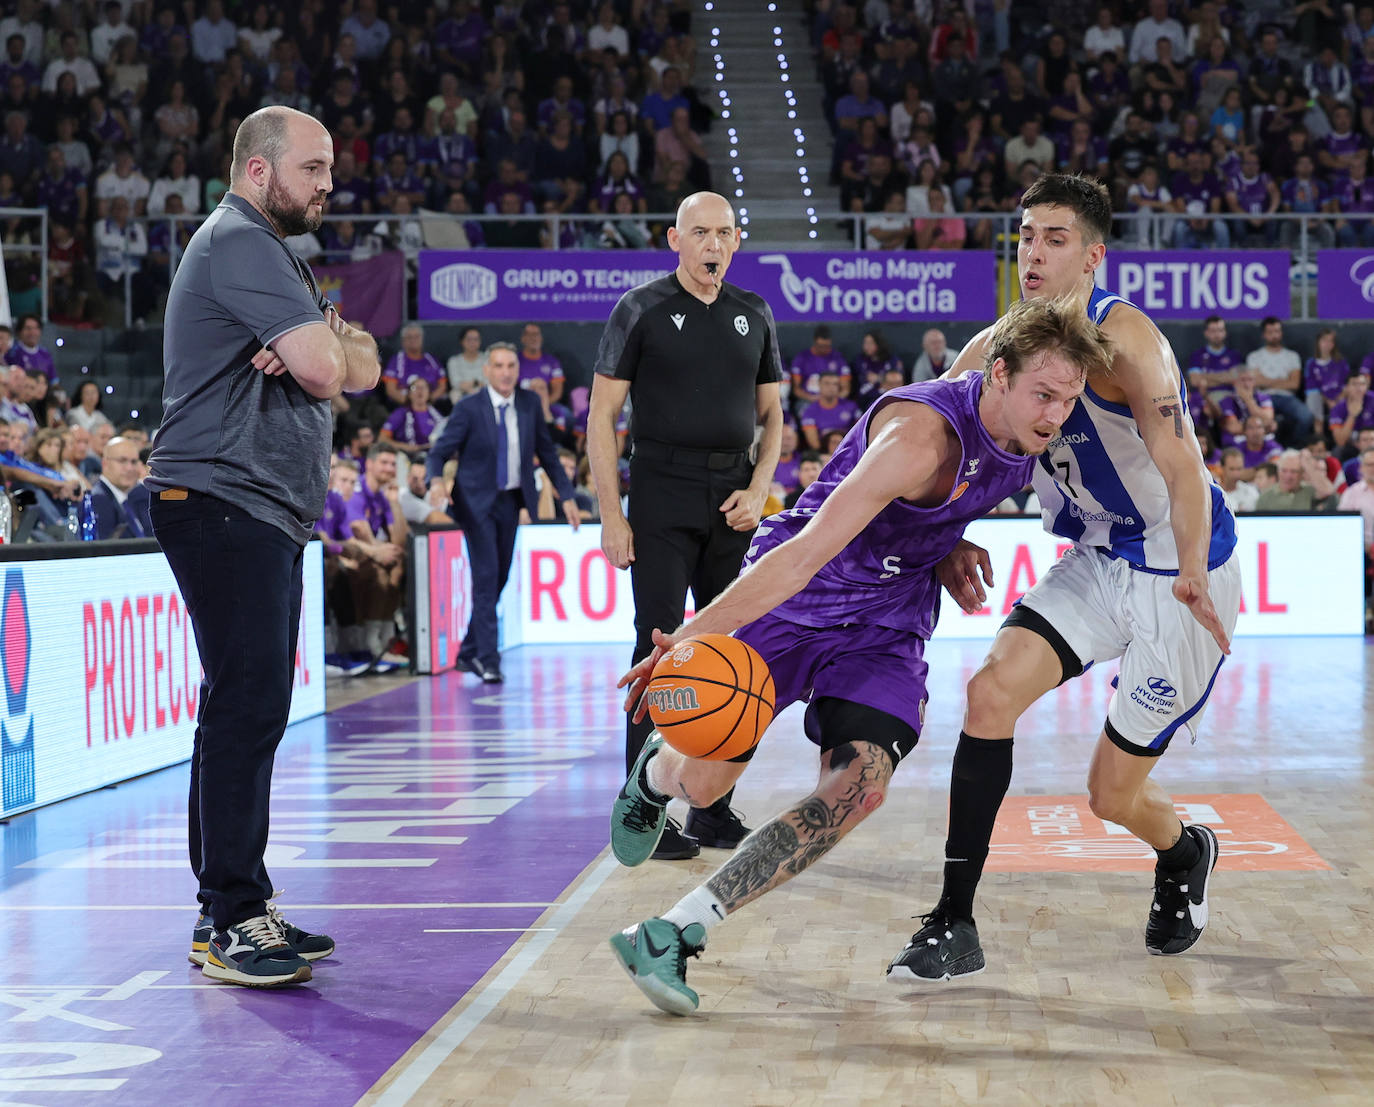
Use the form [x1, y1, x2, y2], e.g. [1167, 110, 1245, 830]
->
[1016, 544, 1242, 755]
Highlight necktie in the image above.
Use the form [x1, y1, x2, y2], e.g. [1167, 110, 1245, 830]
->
[495, 402, 509, 489]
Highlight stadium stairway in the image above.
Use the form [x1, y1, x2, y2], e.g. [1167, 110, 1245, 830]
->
[701, 2, 849, 247]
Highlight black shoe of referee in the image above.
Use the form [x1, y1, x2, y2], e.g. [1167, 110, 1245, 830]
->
[683, 797, 751, 849]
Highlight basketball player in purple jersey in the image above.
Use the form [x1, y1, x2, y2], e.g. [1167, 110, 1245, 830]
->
[604, 298, 1114, 1016]
[890, 174, 1238, 986]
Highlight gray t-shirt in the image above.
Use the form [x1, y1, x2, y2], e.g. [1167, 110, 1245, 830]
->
[147, 193, 332, 545]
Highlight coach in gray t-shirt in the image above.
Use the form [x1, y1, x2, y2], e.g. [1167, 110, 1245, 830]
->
[146, 106, 380, 988]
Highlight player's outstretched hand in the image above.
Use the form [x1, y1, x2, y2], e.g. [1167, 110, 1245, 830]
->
[1173, 572, 1231, 655]
[618, 628, 679, 721]
[936, 539, 994, 613]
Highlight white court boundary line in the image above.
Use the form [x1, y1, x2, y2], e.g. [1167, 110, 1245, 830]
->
[370, 853, 620, 1107]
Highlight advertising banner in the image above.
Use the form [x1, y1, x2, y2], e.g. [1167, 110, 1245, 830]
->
[1096, 251, 1289, 318]
[0, 544, 325, 818]
[411, 528, 473, 674]
[493, 516, 1363, 648]
[1316, 250, 1374, 318]
[314, 251, 406, 338]
[417, 249, 998, 322]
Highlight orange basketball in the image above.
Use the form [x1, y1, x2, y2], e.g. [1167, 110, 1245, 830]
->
[645, 634, 776, 760]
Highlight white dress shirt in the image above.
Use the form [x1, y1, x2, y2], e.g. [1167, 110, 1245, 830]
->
[486, 386, 521, 491]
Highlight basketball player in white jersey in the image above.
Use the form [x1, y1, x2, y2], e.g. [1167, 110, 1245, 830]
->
[888, 174, 1241, 983]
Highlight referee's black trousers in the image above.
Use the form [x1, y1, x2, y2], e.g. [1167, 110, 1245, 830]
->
[152, 492, 304, 933]
[625, 451, 755, 772]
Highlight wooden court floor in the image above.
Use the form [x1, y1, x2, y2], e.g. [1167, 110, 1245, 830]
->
[359, 637, 1374, 1107]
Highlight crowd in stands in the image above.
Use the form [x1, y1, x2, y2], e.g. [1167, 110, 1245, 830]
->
[1, 0, 711, 326]
[812, 1, 1374, 249]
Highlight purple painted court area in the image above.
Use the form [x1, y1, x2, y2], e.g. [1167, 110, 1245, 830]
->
[0, 646, 630, 1105]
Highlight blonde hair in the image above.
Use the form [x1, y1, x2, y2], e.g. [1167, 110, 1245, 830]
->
[983, 296, 1114, 385]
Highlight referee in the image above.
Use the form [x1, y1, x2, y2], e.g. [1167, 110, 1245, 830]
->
[588, 191, 784, 860]
[147, 107, 380, 986]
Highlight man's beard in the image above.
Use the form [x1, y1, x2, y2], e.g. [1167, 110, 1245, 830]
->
[264, 174, 324, 236]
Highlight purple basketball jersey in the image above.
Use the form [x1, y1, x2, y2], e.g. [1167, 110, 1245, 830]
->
[745, 374, 1035, 638]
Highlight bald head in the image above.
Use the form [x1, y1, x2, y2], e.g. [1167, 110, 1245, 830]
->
[102, 434, 141, 492]
[669, 191, 740, 296]
[230, 106, 333, 237]
[231, 106, 327, 185]
[675, 190, 735, 232]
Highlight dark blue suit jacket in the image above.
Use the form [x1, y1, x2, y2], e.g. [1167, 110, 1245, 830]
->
[425, 387, 575, 521]
[91, 479, 153, 540]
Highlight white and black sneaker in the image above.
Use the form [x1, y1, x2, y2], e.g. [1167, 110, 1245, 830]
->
[1146, 824, 1219, 955]
[886, 906, 986, 984]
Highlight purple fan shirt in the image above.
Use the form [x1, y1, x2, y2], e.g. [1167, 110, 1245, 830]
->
[1334, 177, 1374, 215]
[1188, 345, 1243, 378]
[36, 168, 84, 227]
[317, 489, 352, 553]
[382, 352, 444, 390]
[329, 174, 370, 215]
[537, 97, 587, 131]
[1218, 390, 1273, 425]
[800, 398, 861, 440]
[1331, 393, 1374, 432]
[383, 406, 441, 446]
[597, 176, 644, 211]
[1240, 438, 1281, 467]
[1281, 176, 1327, 212]
[344, 481, 394, 537]
[790, 350, 851, 397]
[855, 354, 903, 407]
[5, 343, 56, 383]
[1171, 170, 1224, 212]
[1323, 130, 1367, 176]
[1228, 173, 1273, 214]
[519, 351, 564, 390]
[374, 170, 425, 205]
[774, 453, 800, 492]
[435, 13, 485, 67]
[1305, 358, 1351, 403]
[747, 374, 1035, 638]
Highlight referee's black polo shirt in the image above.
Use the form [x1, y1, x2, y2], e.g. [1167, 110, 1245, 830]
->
[594, 273, 782, 452]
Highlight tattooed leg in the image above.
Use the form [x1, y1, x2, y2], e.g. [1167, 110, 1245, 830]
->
[705, 741, 894, 914]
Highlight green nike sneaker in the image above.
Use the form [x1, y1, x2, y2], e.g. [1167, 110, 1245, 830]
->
[608, 917, 707, 1016]
[611, 732, 670, 866]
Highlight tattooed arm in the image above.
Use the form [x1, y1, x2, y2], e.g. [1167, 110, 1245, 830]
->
[1107, 308, 1231, 655]
[704, 742, 894, 914]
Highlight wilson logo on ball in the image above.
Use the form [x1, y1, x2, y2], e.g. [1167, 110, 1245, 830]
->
[646, 634, 776, 761]
[645, 686, 701, 713]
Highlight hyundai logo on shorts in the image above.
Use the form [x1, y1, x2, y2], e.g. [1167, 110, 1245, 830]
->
[1147, 677, 1177, 699]
[429, 263, 498, 310]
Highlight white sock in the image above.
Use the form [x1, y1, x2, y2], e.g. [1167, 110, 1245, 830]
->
[662, 885, 727, 933]
[643, 744, 672, 803]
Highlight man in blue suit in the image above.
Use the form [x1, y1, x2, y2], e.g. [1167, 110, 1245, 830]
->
[91, 435, 152, 539]
[426, 341, 580, 682]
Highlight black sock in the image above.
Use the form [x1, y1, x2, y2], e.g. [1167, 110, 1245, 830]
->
[940, 733, 1014, 922]
[1155, 823, 1200, 872]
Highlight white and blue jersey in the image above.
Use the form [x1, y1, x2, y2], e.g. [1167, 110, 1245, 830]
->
[1031, 285, 1237, 575]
